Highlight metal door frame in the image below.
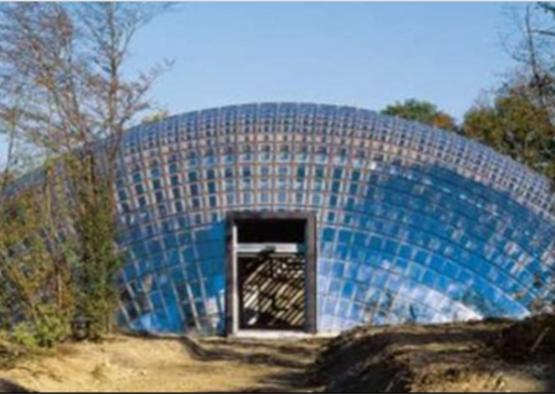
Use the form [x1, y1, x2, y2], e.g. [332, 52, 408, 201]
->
[225, 211, 317, 336]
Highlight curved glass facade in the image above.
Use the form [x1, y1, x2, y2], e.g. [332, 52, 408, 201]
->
[112, 103, 555, 334]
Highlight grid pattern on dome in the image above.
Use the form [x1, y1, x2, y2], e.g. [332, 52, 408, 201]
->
[112, 103, 555, 333]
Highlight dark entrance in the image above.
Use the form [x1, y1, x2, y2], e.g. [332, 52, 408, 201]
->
[225, 212, 317, 335]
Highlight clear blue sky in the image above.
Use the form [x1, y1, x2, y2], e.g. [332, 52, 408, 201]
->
[0, 2, 521, 161]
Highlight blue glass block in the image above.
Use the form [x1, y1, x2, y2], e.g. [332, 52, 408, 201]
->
[322, 228, 335, 242]
[342, 282, 355, 299]
[323, 297, 337, 316]
[338, 229, 351, 244]
[338, 300, 351, 319]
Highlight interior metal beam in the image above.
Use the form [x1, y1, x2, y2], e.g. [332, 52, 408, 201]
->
[236, 243, 304, 254]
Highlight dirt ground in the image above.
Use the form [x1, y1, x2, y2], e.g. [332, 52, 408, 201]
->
[0, 335, 324, 392]
[0, 317, 554, 392]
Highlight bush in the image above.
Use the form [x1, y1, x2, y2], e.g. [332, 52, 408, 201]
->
[33, 305, 72, 347]
[10, 305, 71, 349]
[10, 323, 39, 350]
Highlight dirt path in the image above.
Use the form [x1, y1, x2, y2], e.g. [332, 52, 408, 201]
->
[0, 335, 326, 392]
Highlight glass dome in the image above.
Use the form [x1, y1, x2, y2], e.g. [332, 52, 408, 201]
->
[111, 102, 555, 335]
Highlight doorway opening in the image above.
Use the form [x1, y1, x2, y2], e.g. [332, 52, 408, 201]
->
[225, 212, 317, 335]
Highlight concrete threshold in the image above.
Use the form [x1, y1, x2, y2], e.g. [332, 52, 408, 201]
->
[232, 330, 339, 340]
[119, 329, 339, 341]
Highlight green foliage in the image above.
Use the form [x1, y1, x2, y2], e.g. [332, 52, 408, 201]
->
[0, 157, 123, 348]
[463, 87, 555, 181]
[141, 109, 170, 125]
[10, 305, 71, 349]
[34, 304, 73, 347]
[0, 184, 75, 349]
[381, 99, 458, 131]
[66, 155, 123, 340]
[10, 323, 39, 350]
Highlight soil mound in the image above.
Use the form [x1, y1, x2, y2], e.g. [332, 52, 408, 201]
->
[495, 314, 555, 362]
[0, 378, 33, 392]
[311, 317, 555, 392]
